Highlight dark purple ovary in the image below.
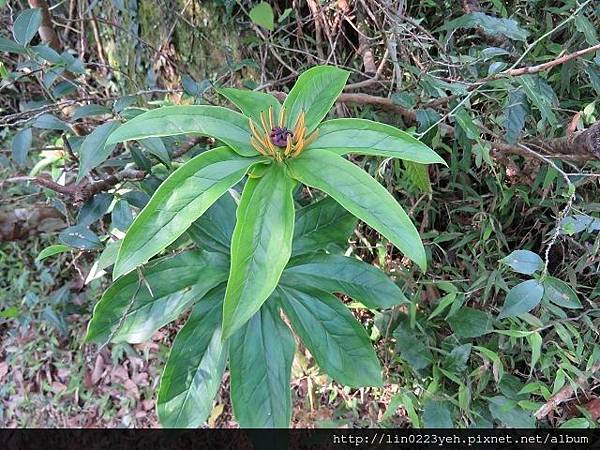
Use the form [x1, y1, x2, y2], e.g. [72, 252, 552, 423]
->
[269, 127, 293, 147]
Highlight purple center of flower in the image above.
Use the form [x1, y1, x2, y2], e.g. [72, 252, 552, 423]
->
[269, 126, 293, 147]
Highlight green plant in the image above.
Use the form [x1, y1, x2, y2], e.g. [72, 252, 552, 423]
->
[85, 65, 444, 427]
[102, 65, 445, 336]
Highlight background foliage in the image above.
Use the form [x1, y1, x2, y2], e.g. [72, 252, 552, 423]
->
[1, 0, 600, 428]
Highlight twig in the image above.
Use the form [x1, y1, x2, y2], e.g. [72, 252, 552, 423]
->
[417, 41, 600, 110]
[344, 48, 389, 90]
[516, 143, 576, 278]
[4, 137, 204, 202]
[508, 0, 593, 72]
[535, 359, 600, 420]
[503, 43, 600, 78]
[270, 89, 600, 161]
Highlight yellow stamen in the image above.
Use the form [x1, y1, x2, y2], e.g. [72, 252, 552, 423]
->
[251, 137, 269, 156]
[293, 113, 305, 137]
[284, 136, 293, 156]
[260, 134, 274, 155]
[260, 111, 270, 135]
[279, 108, 286, 127]
[248, 108, 314, 159]
[249, 120, 263, 142]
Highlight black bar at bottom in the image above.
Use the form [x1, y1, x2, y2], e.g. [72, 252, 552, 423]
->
[1, 428, 599, 450]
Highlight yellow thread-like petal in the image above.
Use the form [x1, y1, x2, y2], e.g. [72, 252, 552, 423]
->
[262, 135, 277, 156]
[260, 111, 270, 134]
[268, 106, 274, 130]
[251, 137, 269, 156]
[293, 113, 305, 137]
[279, 107, 286, 127]
[284, 137, 293, 156]
[249, 120, 263, 142]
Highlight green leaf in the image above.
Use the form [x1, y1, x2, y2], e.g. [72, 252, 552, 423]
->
[188, 191, 237, 254]
[113, 147, 265, 279]
[292, 197, 356, 256]
[474, 346, 504, 381]
[12, 127, 32, 165]
[561, 214, 600, 234]
[488, 61, 507, 76]
[32, 113, 69, 131]
[111, 199, 133, 231]
[504, 88, 528, 144]
[283, 66, 349, 134]
[85, 240, 121, 284]
[86, 251, 228, 344]
[394, 323, 433, 370]
[439, 12, 529, 41]
[444, 343, 472, 372]
[517, 75, 558, 127]
[279, 286, 382, 387]
[13, 8, 42, 45]
[574, 15, 599, 46]
[415, 108, 441, 134]
[189, 193, 356, 257]
[454, 108, 479, 140]
[422, 400, 453, 428]
[229, 301, 295, 427]
[249, 1, 274, 31]
[157, 287, 228, 428]
[488, 396, 535, 427]
[52, 81, 76, 98]
[542, 277, 582, 309]
[499, 280, 544, 319]
[0, 306, 19, 319]
[526, 332, 542, 370]
[72, 105, 111, 120]
[281, 253, 409, 309]
[287, 149, 427, 270]
[560, 418, 590, 429]
[500, 250, 543, 275]
[77, 193, 113, 226]
[0, 35, 26, 53]
[36, 244, 70, 261]
[404, 161, 431, 193]
[585, 66, 600, 96]
[139, 137, 170, 167]
[309, 119, 445, 165]
[76, 121, 120, 180]
[217, 87, 281, 124]
[222, 164, 296, 339]
[105, 105, 257, 157]
[122, 190, 150, 208]
[447, 307, 492, 338]
[59, 225, 101, 249]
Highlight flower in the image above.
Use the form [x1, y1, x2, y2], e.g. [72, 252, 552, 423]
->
[248, 106, 318, 161]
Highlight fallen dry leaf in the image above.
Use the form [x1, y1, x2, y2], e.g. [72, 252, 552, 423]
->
[91, 355, 105, 385]
[0, 361, 8, 382]
[583, 398, 600, 420]
[51, 381, 67, 393]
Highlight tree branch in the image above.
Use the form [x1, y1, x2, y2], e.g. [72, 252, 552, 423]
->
[501, 43, 600, 78]
[535, 359, 600, 420]
[271, 90, 599, 161]
[4, 137, 205, 203]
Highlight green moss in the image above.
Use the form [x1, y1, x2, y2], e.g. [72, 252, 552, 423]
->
[136, 0, 242, 82]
